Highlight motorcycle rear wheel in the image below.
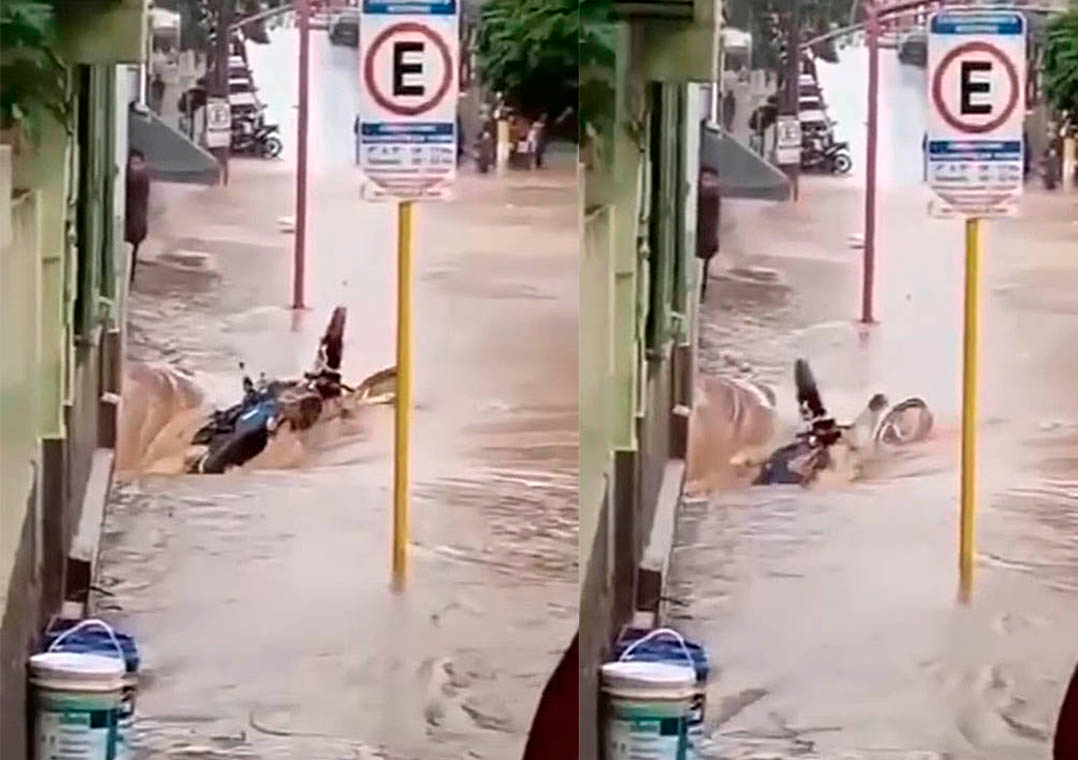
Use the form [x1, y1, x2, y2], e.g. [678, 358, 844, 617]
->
[261, 135, 283, 159]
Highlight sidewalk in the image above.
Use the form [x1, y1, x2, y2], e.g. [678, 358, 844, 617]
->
[100, 157, 578, 760]
[673, 179, 1078, 759]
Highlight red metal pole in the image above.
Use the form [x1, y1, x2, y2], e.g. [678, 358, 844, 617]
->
[293, 0, 311, 310]
[861, 0, 879, 324]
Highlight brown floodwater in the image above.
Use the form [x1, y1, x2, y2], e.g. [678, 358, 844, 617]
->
[673, 48, 1078, 759]
[98, 29, 577, 760]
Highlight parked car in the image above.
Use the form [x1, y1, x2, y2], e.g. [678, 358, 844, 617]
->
[329, 12, 359, 47]
[899, 31, 927, 67]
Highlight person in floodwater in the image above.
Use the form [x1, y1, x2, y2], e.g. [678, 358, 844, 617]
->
[476, 126, 495, 174]
[521, 632, 577, 759]
[125, 147, 151, 285]
[531, 114, 549, 169]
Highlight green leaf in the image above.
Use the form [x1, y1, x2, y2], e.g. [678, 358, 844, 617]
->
[0, 0, 70, 137]
[475, 0, 581, 123]
[1043, 11, 1078, 122]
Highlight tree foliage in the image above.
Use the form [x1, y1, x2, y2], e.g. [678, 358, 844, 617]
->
[727, 0, 850, 71]
[579, 0, 615, 152]
[1042, 10, 1078, 126]
[474, 0, 579, 122]
[155, 0, 271, 52]
[0, 0, 71, 139]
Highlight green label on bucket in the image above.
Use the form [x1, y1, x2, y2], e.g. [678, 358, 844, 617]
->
[36, 709, 117, 760]
[606, 716, 687, 760]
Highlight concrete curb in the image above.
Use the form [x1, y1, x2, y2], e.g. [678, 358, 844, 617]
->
[634, 458, 686, 629]
[66, 448, 116, 617]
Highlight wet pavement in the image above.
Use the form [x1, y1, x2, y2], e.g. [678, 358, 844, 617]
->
[673, 49, 1078, 759]
[100, 28, 576, 760]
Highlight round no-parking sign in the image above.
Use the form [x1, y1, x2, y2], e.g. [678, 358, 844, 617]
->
[926, 11, 1026, 217]
[363, 21, 454, 118]
[358, 1, 459, 201]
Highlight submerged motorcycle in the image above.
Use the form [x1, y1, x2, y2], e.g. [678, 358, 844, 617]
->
[186, 307, 395, 474]
[753, 359, 932, 486]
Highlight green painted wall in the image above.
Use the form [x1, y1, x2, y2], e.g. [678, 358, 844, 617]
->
[0, 187, 43, 606]
[580, 8, 717, 576]
[1, 1, 143, 614]
[13, 118, 72, 436]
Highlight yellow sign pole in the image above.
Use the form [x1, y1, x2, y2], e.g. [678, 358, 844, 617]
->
[392, 200, 415, 591]
[959, 216, 982, 602]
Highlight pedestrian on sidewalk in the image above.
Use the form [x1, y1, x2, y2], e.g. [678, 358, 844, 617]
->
[456, 113, 465, 167]
[353, 115, 361, 165]
[922, 132, 928, 182]
[722, 89, 737, 132]
[125, 148, 151, 285]
[696, 167, 721, 299]
[150, 73, 166, 114]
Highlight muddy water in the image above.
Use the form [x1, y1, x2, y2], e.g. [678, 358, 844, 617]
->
[99, 30, 577, 760]
[677, 239, 1078, 757]
[674, 51, 1078, 759]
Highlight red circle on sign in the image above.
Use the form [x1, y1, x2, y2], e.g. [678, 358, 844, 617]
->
[931, 41, 1020, 134]
[363, 22, 453, 117]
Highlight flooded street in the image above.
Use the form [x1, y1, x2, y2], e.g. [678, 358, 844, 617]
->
[672, 49, 1078, 759]
[99, 27, 576, 760]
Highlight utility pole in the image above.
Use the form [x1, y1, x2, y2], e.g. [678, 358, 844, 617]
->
[212, 0, 232, 184]
[862, 0, 880, 323]
[780, 0, 802, 198]
[293, 0, 310, 310]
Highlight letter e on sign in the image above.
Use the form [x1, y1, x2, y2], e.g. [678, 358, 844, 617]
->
[393, 41, 425, 97]
[960, 60, 992, 115]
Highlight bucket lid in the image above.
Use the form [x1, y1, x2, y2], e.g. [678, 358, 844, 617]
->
[29, 652, 125, 687]
[41, 619, 140, 673]
[601, 661, 696, 692]
[613, 628, 710, 682]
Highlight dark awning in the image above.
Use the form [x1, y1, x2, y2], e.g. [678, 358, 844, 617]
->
[128, 107, 220, 185]
[699, 121, 791, 202]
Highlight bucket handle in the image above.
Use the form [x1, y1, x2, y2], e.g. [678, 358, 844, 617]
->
[618, 627, 694, 670]
[47, 618, 124, 662]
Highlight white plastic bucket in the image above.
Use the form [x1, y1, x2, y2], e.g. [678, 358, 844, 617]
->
[30, 650, 124, 760]
[43, 619, 136, 760]
[615, 628, 710, 759]
[602, 631, 696, 760]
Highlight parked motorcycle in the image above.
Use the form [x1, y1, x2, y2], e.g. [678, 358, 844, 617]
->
[230, 117, 283, 159]
[801, 138, 852, 174]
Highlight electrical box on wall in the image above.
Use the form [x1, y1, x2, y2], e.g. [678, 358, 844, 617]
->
[613, 0, 718, 26]
[613, 1, 694, 21]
